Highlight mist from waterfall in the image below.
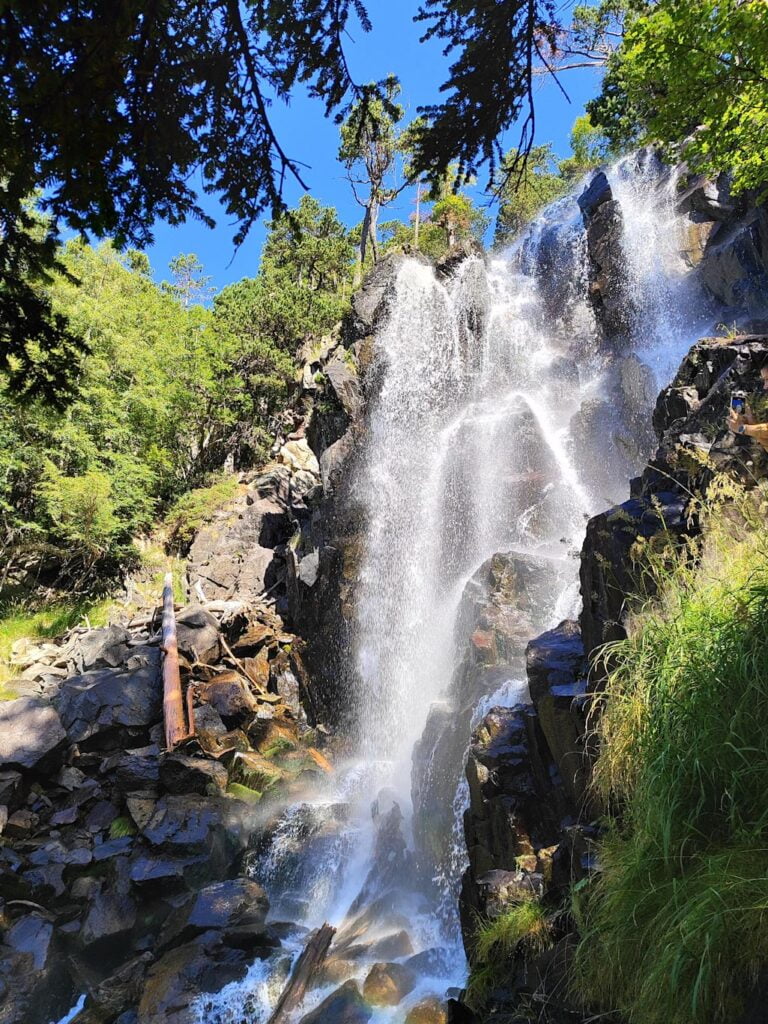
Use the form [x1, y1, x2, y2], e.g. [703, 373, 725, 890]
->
[197, 155, 716, 1024]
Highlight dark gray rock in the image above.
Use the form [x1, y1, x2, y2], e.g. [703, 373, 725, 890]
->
[137, 938, 252, 1024]
[80, 887, 138, 950]
[0, 696, 67, 770]
[577, 170, 611, 218]
[460, 703, 570, 952]
[579, 491, 690, 661]
[5, 913, 54, 970]
[159, 878, 269, 950]
[159, 752, 228, 795]
[74, 625, 132, 671]
[175, 606, 221, 664]
[55, 648, 161, 744]
[526, 621, 589, 810]
[142, 795, 242, 873]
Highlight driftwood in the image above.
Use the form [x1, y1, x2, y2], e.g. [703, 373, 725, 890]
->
[161, 572, 187, 750]
[267, 922, 336, 1024]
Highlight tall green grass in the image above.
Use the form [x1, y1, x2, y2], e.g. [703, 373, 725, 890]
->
[466, 899, 555, 1010]
[574, 480, 768, 1023]
[0, 599, 112, 696]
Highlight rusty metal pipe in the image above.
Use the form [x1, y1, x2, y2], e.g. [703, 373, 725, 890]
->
[161, 572, 187, 750]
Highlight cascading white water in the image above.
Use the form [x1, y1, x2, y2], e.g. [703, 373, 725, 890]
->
[196, 155, 720, 1024]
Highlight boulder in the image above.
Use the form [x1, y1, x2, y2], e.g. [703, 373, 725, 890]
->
[0, 696, 67, 770]
[406, 997, 450, 1024]
[198, 672, 258, 722]
[73, 625, 132, 671]
[159, 878, 268, 950]
[363, 962, 417, 1006]
[142, 795, 241, 868]
[79, 887, 138, 952]
[175, 606, 221, 664]
[159, 753, 228, 795]
[55, 647, 161, 744]
[278, 438, 321, 476]
[137, 938, 252, 1024]
[299, 980, 372, 1024]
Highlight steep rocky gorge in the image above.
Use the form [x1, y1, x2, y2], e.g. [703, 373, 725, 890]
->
[1, 154, 767, 1024]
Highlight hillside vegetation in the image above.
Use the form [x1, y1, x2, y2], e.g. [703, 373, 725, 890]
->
[574, 475, 768, 1023]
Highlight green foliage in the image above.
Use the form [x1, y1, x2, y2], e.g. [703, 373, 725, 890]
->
[215, 196, 355, 349]
[164, 476, 242, 554]
[559, 115, 616, 178]
[467, 899, 554, 1010]
[574, 480, 768, 1023]
[0, 1, 394, 401]
[0, 241, 292, 590]
[0, 597, 111, 692]
[339, 79, 406, 266]
[494, 145, 569, 247]
[109, 816, 137, 839]
[589, 0, 768, 193]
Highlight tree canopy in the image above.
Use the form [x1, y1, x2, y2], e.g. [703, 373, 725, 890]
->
[588, 0, 768, 194]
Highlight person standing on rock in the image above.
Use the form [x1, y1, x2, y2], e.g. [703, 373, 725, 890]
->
[728, 361, 768, 451]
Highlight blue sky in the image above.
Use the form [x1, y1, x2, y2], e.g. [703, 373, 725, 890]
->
[145, 0, 604, 291]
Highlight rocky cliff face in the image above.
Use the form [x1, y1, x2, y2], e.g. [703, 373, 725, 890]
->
[459, 335, 768, 1021]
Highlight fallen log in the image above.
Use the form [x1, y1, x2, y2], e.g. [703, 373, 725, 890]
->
[161, 572, 187, 750]
[267, 922, 336, 1024]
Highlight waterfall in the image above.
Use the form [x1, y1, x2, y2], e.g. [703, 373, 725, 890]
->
[196, 156, 717, 1024]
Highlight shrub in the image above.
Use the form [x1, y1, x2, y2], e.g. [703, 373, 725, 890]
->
[164, 475, 241, 553]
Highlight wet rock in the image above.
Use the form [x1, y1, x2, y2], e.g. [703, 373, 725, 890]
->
[348, 800, 413, 914]
[137, 938, 252, 1024]
[350, 252, 416, 337]
[577, 170, 611, 218]
[299, 979, 372, 1024]
[406, 997, 450, 1024]
[363, 961, 417, 1006]
[582, 188, 632, 341]
[71, 953, 153, 1024]
[159, 752, 228, 795]
[460, 703, 570, 951]
[55, 648, 161, 744]
[0, 696, 67, 770]
[526, 621, 589, 810]
[579, 491, 689, 660]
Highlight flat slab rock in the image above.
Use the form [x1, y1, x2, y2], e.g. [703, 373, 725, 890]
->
[55, 647, 161, 743]
[0, 696, 67, 769]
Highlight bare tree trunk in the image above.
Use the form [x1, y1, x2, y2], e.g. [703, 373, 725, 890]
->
[267, 923, 335, 1024]
[369, 199, 380, 263]
[414, 182, 421, 249]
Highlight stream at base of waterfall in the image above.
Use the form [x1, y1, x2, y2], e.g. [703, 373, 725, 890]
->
[194, 154, 714, 1024]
